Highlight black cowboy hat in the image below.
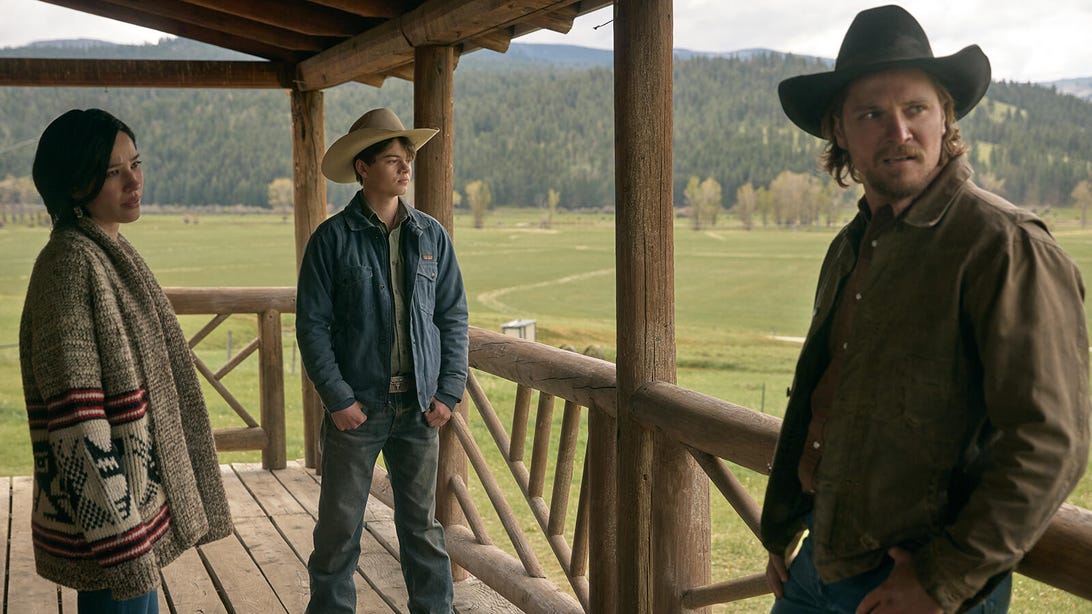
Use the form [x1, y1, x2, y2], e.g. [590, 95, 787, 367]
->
[778, 4, 991, 138]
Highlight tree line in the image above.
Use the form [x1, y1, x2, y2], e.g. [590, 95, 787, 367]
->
[0, 39, 1089, 218]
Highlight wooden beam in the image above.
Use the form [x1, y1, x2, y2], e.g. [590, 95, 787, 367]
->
[295, 18, 410, 90]
[632, 381, 781, 476]
[0, 58, 290, 88]
[469, 29, 513, 54]
[615, 0, 710, 612]
[414, 44, 467, 581]
[467, 328, 618, 415]
[182, 0, 372, 37]
[305, 0, 404, 18]
[520, 4, 579, 33]
[1019, 503, 1092, 600]
[289, 88, 327, 470]
[164, 287, 296, 314]
[384, 62, 416, 81]
[41, 0, 305, 61]
[296, 0, 584, 90]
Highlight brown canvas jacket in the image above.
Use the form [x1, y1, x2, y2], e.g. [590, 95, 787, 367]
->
[760, 155, 1090, 612]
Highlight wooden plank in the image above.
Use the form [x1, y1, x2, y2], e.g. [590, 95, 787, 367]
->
[234, 516, 310, 613]
[220, 464, 266, 519]
[273, 509, 394, 613]
[8, 476, 62, 613]
[61, 587, 78, 612]
[235, 463, 307, 516]
[161, 547, 228, 614]
[363, 498, 519, 613]
[199, 534, 285, 613]
[359, 526, 411, 611]
[273, 461, 322, 514]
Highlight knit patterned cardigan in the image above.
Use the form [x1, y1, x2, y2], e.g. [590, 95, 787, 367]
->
[19, 218, 233, 599]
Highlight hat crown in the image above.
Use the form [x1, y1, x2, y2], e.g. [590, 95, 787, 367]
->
[835, 5, 934, 71]
[348, 107, 406, 134]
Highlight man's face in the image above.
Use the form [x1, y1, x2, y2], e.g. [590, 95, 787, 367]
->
[357, 139, 413, 199]
[833, 68, 947, 211]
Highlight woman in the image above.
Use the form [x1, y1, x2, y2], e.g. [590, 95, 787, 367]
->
[19, 109, 233, 612]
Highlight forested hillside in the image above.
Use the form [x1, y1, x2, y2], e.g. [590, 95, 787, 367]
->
[0, 39, 1089, 212]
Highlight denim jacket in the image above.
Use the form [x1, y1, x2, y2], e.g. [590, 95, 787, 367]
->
[296, 192, 468, 414]
[760, 156, 1090, 612]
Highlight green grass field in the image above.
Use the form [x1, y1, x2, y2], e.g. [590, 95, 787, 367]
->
[2, 209, 1090, 612]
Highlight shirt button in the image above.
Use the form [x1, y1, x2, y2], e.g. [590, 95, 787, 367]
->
[842, 342, 848, 350]
[812, 441, 821, 449]
[855, 293, 862, 301]
[871, 240, 878, 247]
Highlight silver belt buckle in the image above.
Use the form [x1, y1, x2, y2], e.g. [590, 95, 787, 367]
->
[389, 375, 411, 393]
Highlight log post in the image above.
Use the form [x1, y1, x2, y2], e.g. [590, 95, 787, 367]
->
[614, 1, 711, 612]
[259, 308, 286, 469]
[413, 44, 469, 581]
[290, 88, 326, 470]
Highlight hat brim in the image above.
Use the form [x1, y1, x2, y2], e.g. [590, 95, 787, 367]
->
[779, 45, 991, 138]
[322, 127, 438, 183]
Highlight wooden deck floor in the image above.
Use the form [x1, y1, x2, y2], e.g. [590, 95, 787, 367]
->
[1, 461, 521, 613]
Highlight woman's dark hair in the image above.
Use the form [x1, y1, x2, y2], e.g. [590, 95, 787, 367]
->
[32, 109, 137, 227]
[352, 136, 415, 184]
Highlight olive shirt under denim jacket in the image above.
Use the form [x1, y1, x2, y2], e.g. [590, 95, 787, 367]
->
[760, 155, 1090, 612]
[296, 192, 468, 415]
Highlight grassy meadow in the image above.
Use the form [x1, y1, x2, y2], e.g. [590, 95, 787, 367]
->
[2, 208, 1091, 612]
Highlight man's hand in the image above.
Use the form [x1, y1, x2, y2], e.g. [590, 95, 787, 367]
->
[766, 552, 789, 599]
[330, 401, 367, 431]
[856, 547, 943, 614]
[426, 399, 452, 428]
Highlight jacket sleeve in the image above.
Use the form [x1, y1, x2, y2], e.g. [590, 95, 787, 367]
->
[430, 225, 469, 410]
[296, 228, 357, 412]
[914, 224, 1091, 611]
[21, 247, 156, 584]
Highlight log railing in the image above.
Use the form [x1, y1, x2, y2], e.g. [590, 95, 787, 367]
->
[464, 327, 1092, 610]
[165, 287, 293, 470]
[159, 288, 1092, 608]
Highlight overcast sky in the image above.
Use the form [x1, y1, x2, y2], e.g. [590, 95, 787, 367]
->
[1, 0, 1089, 82]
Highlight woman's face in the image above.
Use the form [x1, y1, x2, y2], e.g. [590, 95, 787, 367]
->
[85, 131, 142, 238]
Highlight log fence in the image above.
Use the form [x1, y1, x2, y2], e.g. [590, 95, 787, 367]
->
[165, 286, 292, 470]
[162, 287, 1092, 610]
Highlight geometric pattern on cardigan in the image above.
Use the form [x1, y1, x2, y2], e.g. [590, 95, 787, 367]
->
[28, 386, 168, 567]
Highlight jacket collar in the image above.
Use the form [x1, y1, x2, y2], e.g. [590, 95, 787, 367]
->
[897, 155, 973, 228]
[343, 190, 423, 233]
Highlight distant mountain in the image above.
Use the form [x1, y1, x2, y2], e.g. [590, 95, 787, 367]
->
[1050, 77, 1092, 102]
[0, 38, 1088, 210]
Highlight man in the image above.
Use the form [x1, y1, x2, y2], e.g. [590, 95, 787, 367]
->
[761, 6, 1090, 614]
[296, 107, 468, 614]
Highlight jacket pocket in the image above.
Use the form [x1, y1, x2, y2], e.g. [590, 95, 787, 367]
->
[334, 265, 373, 319]
[415, 260, 438, 315]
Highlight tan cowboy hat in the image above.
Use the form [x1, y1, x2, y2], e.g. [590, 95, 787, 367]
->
[321, 107, 438, 183]
[779, 5, 991, 138]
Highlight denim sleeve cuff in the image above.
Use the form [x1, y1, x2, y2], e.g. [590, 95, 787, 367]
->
[434, 391, 461, 411]
[318, 380, 356, 413]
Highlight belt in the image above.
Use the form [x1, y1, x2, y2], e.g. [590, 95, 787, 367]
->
[389, 375, 414, 393]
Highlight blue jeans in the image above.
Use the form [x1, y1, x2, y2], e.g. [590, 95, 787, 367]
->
[77, 589, 157, 613]
[771, 534, 1012, 613]
[307, 392, 453, 614]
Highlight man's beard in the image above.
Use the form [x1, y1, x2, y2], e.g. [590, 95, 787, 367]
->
[857, 144, 939, 204]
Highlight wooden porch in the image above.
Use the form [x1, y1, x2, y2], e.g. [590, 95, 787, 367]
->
[0, 462, 518, 613]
